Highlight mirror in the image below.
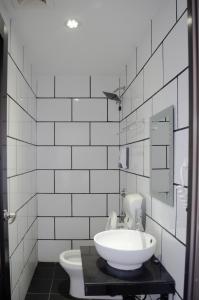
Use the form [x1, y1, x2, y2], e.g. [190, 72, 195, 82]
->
[150, 106, 174, 206]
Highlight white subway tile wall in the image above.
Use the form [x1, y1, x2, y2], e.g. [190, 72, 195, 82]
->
[7, 19, 37, 300]
[37, 75, 120, 261]
[119, 4, 188, 299]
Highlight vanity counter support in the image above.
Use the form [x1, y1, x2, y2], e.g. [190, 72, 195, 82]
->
[81, 246, 175, 300]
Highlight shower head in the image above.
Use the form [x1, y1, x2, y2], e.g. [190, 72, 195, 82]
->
[103, 92, 121, 103]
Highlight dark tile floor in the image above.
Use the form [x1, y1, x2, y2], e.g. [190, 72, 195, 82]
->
[25, 262, 73, 300]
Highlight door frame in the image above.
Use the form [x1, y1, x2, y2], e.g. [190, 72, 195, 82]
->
[184, 0, 199, 299]
[0, 13, 11, 300]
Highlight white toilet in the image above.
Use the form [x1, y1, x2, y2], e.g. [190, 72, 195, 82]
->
[59, 194, 143, 299]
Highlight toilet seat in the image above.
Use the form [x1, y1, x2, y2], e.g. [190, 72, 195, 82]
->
[60, 249, 81, 270]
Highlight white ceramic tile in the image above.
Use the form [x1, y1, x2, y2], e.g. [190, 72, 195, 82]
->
[8, 171, 36, 212]
[145, 217, 162, 260]
[153, 79, 178, 129]
[38, 217, 54, 239]
[9, 220, 18, 256]
[56, 75, 89, 97]
[55, 123, 89, 145]
[164, 13, 188, 84]
[73, 194, 106, 216]
[174, 293, 181, 300]
[174, 129, 189, 185]
[131, 71, 144, 111]
[137, 24, 151, 72]
[90, 217, 108, 238]
[37, 75, 54, 97]
[137, 99, 153, 140]
[55, 217, 89, 239]
[137, 176, 152, 216]
[120, 118, 127, 145]
[127, 49, 137, 84]
[144, 140, 150, 177]
[91, 75, 118, 97]
[126, 112, 137, 143]
[144, 47, 163, 101]
[38, 194, 71, 216]
[37, 170, 54, 193]
[72, 240, 94, 249]
[152, 0, 176, 51]
[37, 146, 71, 169]
[177, 0, 187, 18]
[73, 98, 107, 121]
[55, 170, 89, 193]
[37, 98, 71, 121]
[162, 230, 186, 297]
[126, 173, 137, 194]
[122, 86, 132, 118]
[108, 100, 120, 121]
[152, 194, 176, 234]
[17, 142, 36, 174]
[10, 23, 23, 71]
[27, 196, 37, 227]
[37, 122, 54, 145]
[17, 205, 28, 243]
[8, 56, 17, 100]
[178, 69, 189, 128]
[108, 194, 120, 215]
[72, 146, 107, 169]
[129, 142, 144, 175]
[91, 170, 119, 193]
[120, 171, 127, 194]
[11, 242, 24, 291]
[7, 137, 17, 177]
[108, 146, 119, 169]
[176, 187, 187, 244]
[38, 240, 71, 262]
[91, 123, 119, 145]
[11, 284, 20, 300]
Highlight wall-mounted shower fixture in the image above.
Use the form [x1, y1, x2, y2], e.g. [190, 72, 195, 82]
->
[103, 86, 125, 111]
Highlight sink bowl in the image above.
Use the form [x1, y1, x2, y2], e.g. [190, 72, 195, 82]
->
[94, 229, 156, 270]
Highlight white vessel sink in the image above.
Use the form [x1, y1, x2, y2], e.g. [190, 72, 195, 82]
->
[94, 229, 156, 270]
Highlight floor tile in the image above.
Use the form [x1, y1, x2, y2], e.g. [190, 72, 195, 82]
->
[54, 264, 69, 279]
[51, 279, 69, 295]
[49, 294, 71, 300]
[33, 266, 55, 279]
[25, 294, 49, 300]
[38, 262, 55, 269]
[28, 278, 52, 293]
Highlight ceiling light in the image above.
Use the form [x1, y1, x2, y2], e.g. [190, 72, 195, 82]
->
[73, 98, 80, 102]
[66, 19, 79, 29]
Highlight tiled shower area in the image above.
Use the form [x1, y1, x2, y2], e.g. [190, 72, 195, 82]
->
[0, 0, 189, 300]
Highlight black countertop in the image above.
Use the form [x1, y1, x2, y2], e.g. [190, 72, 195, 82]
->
[81, 246, 175, 297]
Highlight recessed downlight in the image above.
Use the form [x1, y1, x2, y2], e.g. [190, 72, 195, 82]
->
[65, 19, 79, 29]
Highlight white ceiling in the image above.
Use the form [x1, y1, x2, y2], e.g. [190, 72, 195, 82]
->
[4, 0, 164, 75]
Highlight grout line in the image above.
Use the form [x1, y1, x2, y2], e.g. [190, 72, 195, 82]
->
[71, 194, 73, 216]
[120, 66, 189, 123]
[54, 76, 56, 98]
[119, 9, 188, 100]
[89, 76, 92, 98]
[54, 170, 55, 193]
[176, 0, 178, 21]
[8, 94, 37, 122]
[8, 52, 37, 97]
[150, 19, 153, 54]
[71, 98, 73, 121]
[54, 122, 55, 146]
